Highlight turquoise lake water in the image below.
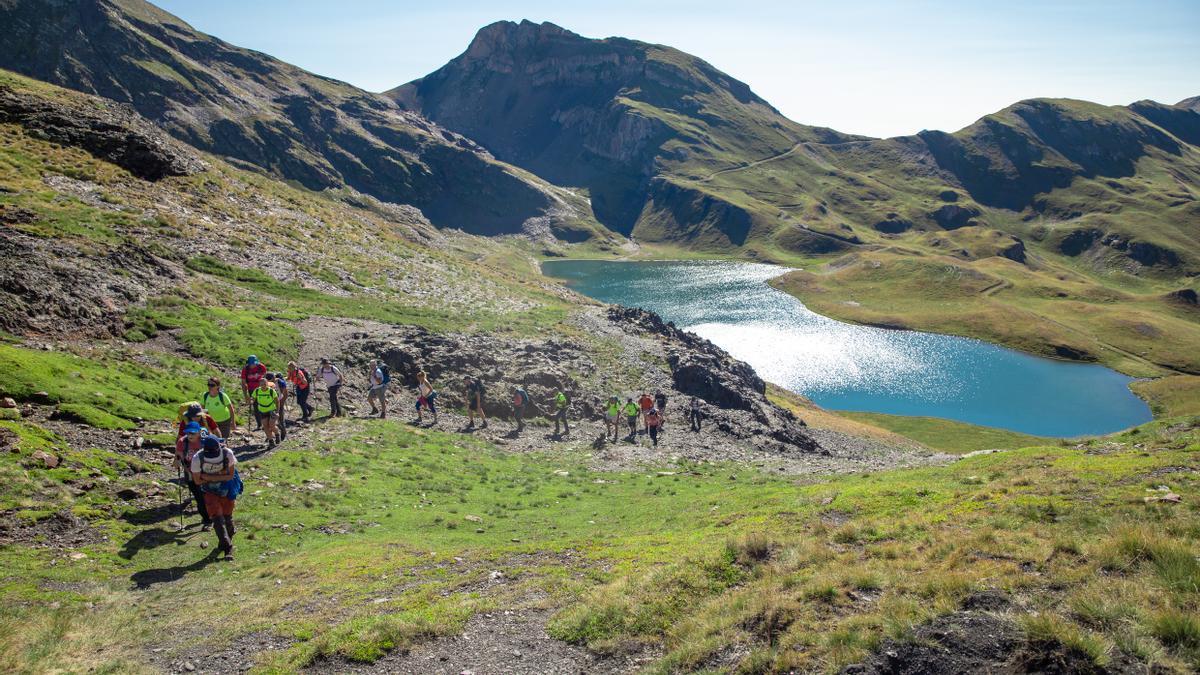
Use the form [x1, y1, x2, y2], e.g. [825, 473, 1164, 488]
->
[542, 259, 1153, 437]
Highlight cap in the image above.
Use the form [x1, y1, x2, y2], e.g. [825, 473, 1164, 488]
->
[183, 421, 202, 434]
[247, 355, 259, 366]
[201, 435, 221, 451]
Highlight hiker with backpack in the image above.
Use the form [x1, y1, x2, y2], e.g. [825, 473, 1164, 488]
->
[415, 370, 437, 424]
[623, 397, 640, 440]
[190, 435, 243, 561]
[272, 373, 289, 441]
[174, 421, 212, 530]
[318, 358, 345, 418]
[512, 387, 529, 432]
[637, 392, 654, 432]
[367, 360, 389, 419]
[465, 376, 487, 429]
[646, 408, 663, 446]
[177, 402, 220, 439]
[654, 390, 669, 433]
[550, 389, 569, 436]
[604, 395, 621, 442]
[201, 378, 237, 439]
[287, 362, 314, 422]
[689, 396, 703, 431]
[251, 377, 281, 449]
[241, 356, 268, 431]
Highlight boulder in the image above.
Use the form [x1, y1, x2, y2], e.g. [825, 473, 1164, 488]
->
[0, 397, 15, 408]
[930, 204, 981, 230]
[30, 450, 59, 469]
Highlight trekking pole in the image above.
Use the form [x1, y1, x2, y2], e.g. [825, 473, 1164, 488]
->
[176, 464, 184, 531]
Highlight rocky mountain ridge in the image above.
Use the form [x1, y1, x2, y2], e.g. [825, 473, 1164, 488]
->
[0, 0, 608, 240]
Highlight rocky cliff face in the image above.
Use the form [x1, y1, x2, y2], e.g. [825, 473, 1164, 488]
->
[389, 20, 857, 235]
[0, 0, 602, 238]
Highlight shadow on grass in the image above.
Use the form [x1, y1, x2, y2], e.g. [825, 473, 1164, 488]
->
[119, 524, 197, 560]
[130, 549, 221, 589]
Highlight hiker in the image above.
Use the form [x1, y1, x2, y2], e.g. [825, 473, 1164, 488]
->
[191, 435, 242, 561]
[550, 389, 569, 436]
[416, 371, 437, 424]
[465, 377, 487, 429]
[201, 378, 236, 439]
[287, 362, 314, 422]
[251, 377, 280, 449]
[654, 390, 668, 432]
[240, 356, 268, 430]
[604, 395, 620, 441]
[272, 373, 289, 440]
[646, 407, 663, 447]
[177, 402, 219, 438]
[623, 397, 640, 439]
[637, 392, 653, 432]
[367, 360, 389, 419]
[512, 386, 529, 432]
[173, 421, 211, 529]
[689, 396, 703, 431]
[318, 358, 345, 418]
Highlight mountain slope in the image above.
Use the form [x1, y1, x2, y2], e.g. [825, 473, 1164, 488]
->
[393, 21, 1200, 274]
[389, 20, 861, 241]
[0, 0, 606, 239]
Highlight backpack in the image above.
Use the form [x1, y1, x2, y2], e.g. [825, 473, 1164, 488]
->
[379, 364, 391, 385]
[300, 367, 314, 386]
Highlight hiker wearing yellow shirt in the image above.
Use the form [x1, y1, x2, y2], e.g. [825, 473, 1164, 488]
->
[201, 377, 237, 439]
[252, 378, 280, 449]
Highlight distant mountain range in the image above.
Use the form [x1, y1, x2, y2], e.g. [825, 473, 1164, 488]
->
[2, 1, 1197, 277]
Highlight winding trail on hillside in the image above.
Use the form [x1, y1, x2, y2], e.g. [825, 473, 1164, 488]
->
[696, 141, 806, 182]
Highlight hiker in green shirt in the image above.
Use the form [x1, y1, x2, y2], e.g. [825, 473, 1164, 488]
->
[623, 398, 640, 440]
[202, 377, 237, 439]
[252, 379, 280, 449]
[604, 396, 620, 442]
[549, 389, 569, 436]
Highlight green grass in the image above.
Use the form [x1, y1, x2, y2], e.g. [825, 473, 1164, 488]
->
[839, 411, 1057, 454]
[0, 416, 1196, 673]
[125, 295, 303, 369]
[0, 342, 217, 429]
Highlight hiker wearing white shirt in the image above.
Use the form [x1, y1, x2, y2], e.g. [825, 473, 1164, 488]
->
[318, 358, 345, 418]
[367, 359, 389, 419]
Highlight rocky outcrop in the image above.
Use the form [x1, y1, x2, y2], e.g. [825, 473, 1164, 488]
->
[0, 85, 203, 180]
[872, 214, 913, 234]
[1164, 288, 1198, 306]
[607, 307, 820, 454]
[338, 307, 820, 456]
[929, 204, 980, 230]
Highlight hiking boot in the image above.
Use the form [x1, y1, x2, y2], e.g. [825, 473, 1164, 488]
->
[200, 521, 212, 531]
[224, 548, 234, 562]
[267, 439, 275, 450]
[481, 421, 488, 429]
[370, 407, 379, 416]
[213, 518, 231, 554]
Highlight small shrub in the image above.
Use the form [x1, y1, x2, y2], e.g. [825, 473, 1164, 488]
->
[1151, 610, 1200, 654]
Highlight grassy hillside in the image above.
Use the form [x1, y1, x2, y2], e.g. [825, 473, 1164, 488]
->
[2, 412, 1196, 672]
[0, 0, 611, 240]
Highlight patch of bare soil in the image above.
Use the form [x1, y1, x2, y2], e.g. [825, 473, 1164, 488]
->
[0, 510, 104, 548]
[145, 630, 294, 675]
[841, 608, 1159, 675]
[307, 607, 647, 675]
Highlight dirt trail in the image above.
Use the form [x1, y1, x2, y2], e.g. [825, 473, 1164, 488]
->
[697, 141, 804, 183]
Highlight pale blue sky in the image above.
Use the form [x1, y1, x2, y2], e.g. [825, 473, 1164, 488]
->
[154, 0, 1199, 138]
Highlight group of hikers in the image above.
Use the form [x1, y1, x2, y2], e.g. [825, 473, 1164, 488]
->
[171, 353, 708, 553]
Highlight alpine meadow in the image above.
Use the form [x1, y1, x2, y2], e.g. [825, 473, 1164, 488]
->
[0, 1, 1197, 674]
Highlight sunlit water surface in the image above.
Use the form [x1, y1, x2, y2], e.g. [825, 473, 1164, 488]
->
[543, 259, 1152, 437]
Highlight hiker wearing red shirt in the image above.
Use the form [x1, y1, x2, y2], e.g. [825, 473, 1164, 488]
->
[637, 393, 654, 432]
[287, 361, 314, 422]
[240, 355, 268, 430]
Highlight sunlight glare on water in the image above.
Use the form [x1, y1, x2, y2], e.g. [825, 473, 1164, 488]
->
[543, 259, 1151, 437]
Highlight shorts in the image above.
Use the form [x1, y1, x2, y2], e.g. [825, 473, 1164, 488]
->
[469, 398, 483, 412]
[203, 492, 236, 518]
[257, 410, 278, 422]
[216, 419, 232, 439]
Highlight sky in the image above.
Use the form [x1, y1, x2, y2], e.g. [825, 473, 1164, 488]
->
[153, 0, 1200, 139]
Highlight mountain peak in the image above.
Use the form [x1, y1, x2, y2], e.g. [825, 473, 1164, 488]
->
[464, 20, 579, 59]
[1177, 95, 1200, 112]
